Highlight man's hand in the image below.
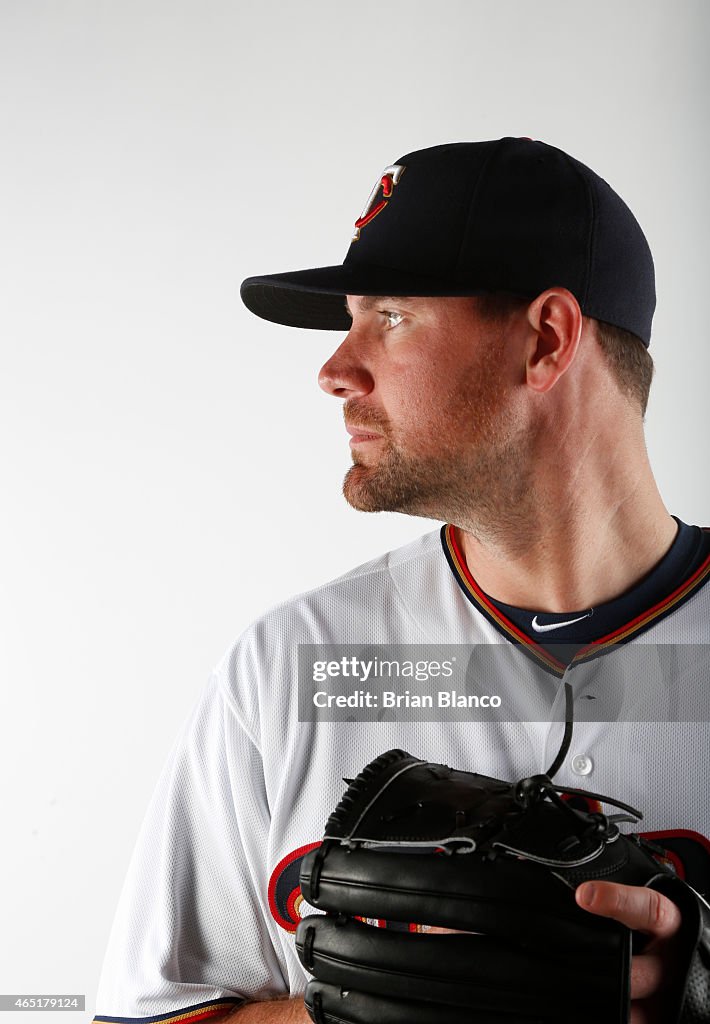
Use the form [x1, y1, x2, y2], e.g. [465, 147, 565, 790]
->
[576, 880, 684, 1024]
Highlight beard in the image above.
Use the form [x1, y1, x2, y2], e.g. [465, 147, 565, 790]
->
[342, 338, 536, 539]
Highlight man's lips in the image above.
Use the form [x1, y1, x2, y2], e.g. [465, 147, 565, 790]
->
[346, 423, 384, 445]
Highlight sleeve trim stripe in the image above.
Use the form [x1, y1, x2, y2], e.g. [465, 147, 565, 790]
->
[92, 999, 242, 1024]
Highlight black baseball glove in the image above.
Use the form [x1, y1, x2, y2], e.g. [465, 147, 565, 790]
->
[296, 742, 710, 1023]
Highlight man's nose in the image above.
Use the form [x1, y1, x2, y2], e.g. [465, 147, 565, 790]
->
[318, 332, 374, 399]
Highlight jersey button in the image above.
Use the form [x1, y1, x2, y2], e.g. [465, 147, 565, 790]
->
[571, 753, 593, 776]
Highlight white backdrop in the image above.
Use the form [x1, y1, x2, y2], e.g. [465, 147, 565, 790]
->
[1, 0, 708, 1018]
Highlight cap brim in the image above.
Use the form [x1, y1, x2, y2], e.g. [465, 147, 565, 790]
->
[240, 264, 490, 330]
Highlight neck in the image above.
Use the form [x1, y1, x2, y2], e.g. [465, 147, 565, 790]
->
[455, 415, 676, 613]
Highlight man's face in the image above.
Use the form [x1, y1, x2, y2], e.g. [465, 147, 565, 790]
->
[318, 295, 534, 531]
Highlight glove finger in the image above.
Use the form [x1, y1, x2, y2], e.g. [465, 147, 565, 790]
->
[304, 980, 553, 1024]
[296, 915, 630, 1018]
[301, 844, 623, 950]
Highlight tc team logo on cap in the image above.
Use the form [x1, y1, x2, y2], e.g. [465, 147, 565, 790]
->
[352, 164, 405, 241]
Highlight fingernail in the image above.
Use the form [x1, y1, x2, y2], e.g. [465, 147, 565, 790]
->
[582, 882, 596, 904]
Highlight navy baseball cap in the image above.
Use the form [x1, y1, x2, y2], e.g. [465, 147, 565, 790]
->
[240, 138, 656, 347]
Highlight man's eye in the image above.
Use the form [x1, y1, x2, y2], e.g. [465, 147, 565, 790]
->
[382, 310, 404, 329]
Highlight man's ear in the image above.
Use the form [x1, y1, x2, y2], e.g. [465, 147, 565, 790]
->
[524, 288, 583, 394]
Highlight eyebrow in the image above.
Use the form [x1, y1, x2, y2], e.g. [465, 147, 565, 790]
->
[344, 296, 412, 316]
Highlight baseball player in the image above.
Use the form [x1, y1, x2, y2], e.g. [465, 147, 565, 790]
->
[93, 139, 710, 1024]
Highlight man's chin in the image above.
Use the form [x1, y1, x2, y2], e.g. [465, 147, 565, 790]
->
[342, 464, 430, 517]
[342, 465, 386, 512]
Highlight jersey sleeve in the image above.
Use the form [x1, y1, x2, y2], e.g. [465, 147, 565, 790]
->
[93, 668, 288, 1023]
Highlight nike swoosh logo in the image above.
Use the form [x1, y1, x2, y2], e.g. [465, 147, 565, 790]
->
[531, 612, 593, 633]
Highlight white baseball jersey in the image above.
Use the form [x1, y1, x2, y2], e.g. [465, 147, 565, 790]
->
[93, 525, 710, 1024]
